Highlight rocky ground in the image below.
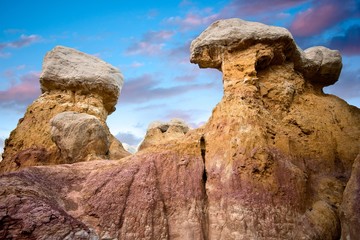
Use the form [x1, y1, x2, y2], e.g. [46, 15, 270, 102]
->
[0, 18, 359, 239]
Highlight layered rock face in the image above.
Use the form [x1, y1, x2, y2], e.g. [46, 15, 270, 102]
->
[0, 19, 360, 239]
[0, 46, 129, 173]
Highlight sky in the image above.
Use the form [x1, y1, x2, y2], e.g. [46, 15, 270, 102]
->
[0, 0, 359, 151]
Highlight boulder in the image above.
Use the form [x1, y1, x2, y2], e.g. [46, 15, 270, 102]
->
[50, 112, 109, 163]
[138, 119, 190, 151]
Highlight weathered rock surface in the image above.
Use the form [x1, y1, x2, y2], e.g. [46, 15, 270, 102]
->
[40, 45, 123, 114]
[138, 119, 190, 151]
[51, 111, 110, 163]
[0, 19, 360, 239]
[0, 46, 129, 173]
[340, 154, 360, 240]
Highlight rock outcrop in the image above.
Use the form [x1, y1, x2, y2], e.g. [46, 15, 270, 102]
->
[340, 154, 360, 240]
[0, 19, 359, 239]
[138, 119, 190, 151]
[0, 46, 129, 173]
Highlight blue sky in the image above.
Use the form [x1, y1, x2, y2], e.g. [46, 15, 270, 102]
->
[0, 0, 359, 148]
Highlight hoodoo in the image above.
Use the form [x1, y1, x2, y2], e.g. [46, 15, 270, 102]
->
[0, 46, 129, 173]
[0, 19, 359, 239]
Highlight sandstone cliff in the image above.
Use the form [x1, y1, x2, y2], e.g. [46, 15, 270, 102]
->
[0, 19, 359, 239]
[0, 46, 129, 173]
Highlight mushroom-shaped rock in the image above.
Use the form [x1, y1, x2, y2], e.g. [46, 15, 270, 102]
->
[190, 18, 295, 70]
[50, 111, 109, 163]
[138, 119, 190, 151]
[191, 18, 342, 88]
[40, 46, 123, 114]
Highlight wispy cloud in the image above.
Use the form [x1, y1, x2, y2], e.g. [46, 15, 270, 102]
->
[0, 34, 42, 58]
[0, 71, 41, 108]
[0, 34, 41, 50]
[290, 0, 356, 37]
[329, 25, 360, 56]
[220, 0, 308, 17]
[165, 11, 219, 31]
[125, 30, 175, 56]
[119, 74, 215, 104]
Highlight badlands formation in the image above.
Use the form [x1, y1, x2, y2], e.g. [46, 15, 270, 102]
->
[1, 19, 360, 240]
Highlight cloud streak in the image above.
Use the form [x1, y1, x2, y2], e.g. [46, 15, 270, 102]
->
[125, 30, 175, 56]
[119, 74, 214, 104]
[220, 0, 308, 17]
[329, 25, 360, 56]
[0, 71, 41, 108]
[166, 11, 219, 31]
[290, 0, 356, 37]
[0, 34, 41, 58]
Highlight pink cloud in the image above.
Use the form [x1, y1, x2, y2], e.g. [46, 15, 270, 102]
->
[0, 34, 41, 50]
[0, 71, 41, 107]
[125, 30, 175, 56]
[125, 42, 164, 56]
[290, 1, 351, 37]
[165, 11, 219, 31]
[0, 34, 42, 58]
[143, 30, 174, 42]
[221, 0, 308, 16]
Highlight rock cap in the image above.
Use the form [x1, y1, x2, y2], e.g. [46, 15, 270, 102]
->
[40, 46, 123, 113]
[190, 18, 342, 87]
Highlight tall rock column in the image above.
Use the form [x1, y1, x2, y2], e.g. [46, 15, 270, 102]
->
[191, 18, 360, 239]
[0, 46, 129, 173]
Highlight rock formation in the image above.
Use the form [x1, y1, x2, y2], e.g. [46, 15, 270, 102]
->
[0, 46, 129, 173]
[138, 119, 190, 151]
[0, 19, 359, 239]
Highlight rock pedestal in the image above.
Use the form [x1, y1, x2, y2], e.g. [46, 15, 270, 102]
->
[0, 46, 129, 173]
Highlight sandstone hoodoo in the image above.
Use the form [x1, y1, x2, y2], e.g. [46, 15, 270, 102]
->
[1, 19, 359, 239]
[0, 46, 129, 173]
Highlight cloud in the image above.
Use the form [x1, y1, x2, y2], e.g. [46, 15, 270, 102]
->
[119, 74, 215, 104]
[174, 74, 199, 82]
[329, 25, 360, 56]
[290, 0, 356, 37]
[0, 71, 41, 108]
[125, 30, 175, 56]
[115, 131, 143, 146]
[220, 0, 308, 17]
[0, 34, 41, 58]
[0, 34, 41, 50]
[166, 12, 219, 31]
